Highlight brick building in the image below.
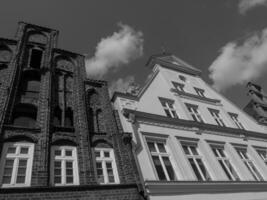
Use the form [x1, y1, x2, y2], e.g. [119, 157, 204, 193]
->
[0, 22, 144, 199]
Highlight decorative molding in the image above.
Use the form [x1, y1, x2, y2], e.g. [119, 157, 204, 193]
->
[145, 181, 267, 195]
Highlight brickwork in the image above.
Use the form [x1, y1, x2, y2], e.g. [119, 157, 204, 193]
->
[0, 22, 144, 200]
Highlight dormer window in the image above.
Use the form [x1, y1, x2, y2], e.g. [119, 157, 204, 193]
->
[194, 88, 205, 98]
[172, 82, 185, 93]
[159, 98, 178, 118]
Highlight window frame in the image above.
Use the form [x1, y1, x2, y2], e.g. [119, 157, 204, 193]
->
[172, 82, 185, 93]
[210, 145, 240, 181]
[235, 147, 263, 181]
[94, 147, 119, 184]
[255, 148, 267, 165]
[0, 142, 34, 188]
[228, 113, 244, 130]
[194, 87, 205, 98]
[180, 141, 211, 181]
[145, 137, 177, 181]
[185, 104, 204, 123]
[159, 98, 179, 119]
[208, 108, 226, 127]
[50, 146, 79, 186]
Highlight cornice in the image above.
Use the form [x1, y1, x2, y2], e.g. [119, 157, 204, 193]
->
[122, 108, 267, 140]
[145, 180, 267, 195]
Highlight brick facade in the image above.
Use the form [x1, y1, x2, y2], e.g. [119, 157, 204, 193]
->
[0, 22, 144, 199]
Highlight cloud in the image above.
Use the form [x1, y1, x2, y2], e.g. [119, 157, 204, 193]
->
[238, 0, 267, 14]
[85, 23, 143, 78]
[109, 76, 136, 96]
[208, 28, 267, 91]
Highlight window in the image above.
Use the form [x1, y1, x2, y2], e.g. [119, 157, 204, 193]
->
[228, 113, 244, 129]
[194, 88, 205, 97]
[172, 82, 185, 92]
[51, 146, 79, 186]
[186, 104, 204, 123]
[209, 109, 225, 127]
[256, 149, 267, 165]
[94, 148, 119, 184]
[181, 143, 211, 181]
[211, 146, 239, 181]
[0, 142, 34, 187]
[178, 75, 186, 82]
[146, 140, 176, 181]
[159, 98, 178, 118]
[236, 148, 263, 181]
[12, 104, 37, 127]
[29, 49, 42, 69]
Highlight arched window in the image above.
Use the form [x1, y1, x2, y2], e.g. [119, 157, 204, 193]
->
[53, 106, 62, 126]
[65, 107, 73, 127]
[12, 104, 37, 127]
[51, 146, 79, 186]
[0, 142, 34, 187]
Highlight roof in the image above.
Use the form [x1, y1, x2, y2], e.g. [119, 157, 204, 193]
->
[146, 53, 202, 76]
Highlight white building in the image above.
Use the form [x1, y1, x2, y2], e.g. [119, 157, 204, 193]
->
[112, 53, 267, 200]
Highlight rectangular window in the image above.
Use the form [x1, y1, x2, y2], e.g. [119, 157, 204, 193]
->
[256, 149, 267, 165]
[29, 48, 43, 69]
[211, 146, 239, 181]
[172, 82, 185, 93]
[228, 113, 244, 129]
[51, 146, 79, 186]
[0, 143, 34, 187]
[94, 148, 119, 184]
[146, 140, 176, 181]
[159, 98, 178, 118]
[181, 143, 211, 181]
[194, 88, 205, 97]
[209, 109, 226, 127]
[236, 148, 263, 181]
[186, 104, 204, 123]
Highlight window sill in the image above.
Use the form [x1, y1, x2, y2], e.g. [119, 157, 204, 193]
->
[145, 180, 267, 195]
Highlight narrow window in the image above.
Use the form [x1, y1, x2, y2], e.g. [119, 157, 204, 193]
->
[228, 113, 244, 129]
[146, 140, 176, 181]
[182, 143, 211, 181]
[209, 109, 225, 127]
[65, 107, 74, 127]
[51, 146, 79, 186]
[211, 146, 239, 181]
[172, 82, 185, 93]
[94, 148, 119, 184]
[0, 142, 34, 187]
[12, 104, 37, 127]
[186, 104, 204, 123]
[256, 149, 267, 165]
[194, 88, 205, 97]
[29, 49, 42, 69]
[236, 148, 263, 181]
[53, 106, 62, 126]
[159, 98, 178, 118]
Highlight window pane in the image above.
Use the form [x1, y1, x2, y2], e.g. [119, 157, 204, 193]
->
[20, 147, 29, 154]
[152, 156, 166, 180]
[212, 148, 218, 157]
[16, 176, 25, 184]
[104, 151, 110, 158]
[196, 158, 210, 180]
[65, 150, 72, 156]
[219, 160, 233, 180]
[108, 175, 115, 183]
[147, 142, 156, 152]
[162, 156, 176, 180]
[4, 159, 14, 167]
[66, 176, 73, 183]
[7, 147, 16, 154]
[2, 176, 12, 184]
[66, 161, 73, 169]
[189, 158, 203, 181]
[182, 145, 190, 155]
[164, 109, 172, 118]
[54, 161, 61, 168]
[3, 159, 14, 184]
[54, 176, 61, 184]
[190, 146, 199, 155]
[157, 143, 166, 153]
[225, 160, 239, 181]
[55, 150, 61, 156]
[95, 151, 101, 158]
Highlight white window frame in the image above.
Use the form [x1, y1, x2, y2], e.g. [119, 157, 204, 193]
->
[172, 82, 185, 93]
[186, 104, 204, 123]
[51, 146, 79, 186]
[255, 148, 267, 165]
[228, 113, 244, 129]
[181, 142, 211, 181]
[0, 142, 34, 188]
[145, 138, 177, 181]
[211, 145, 239, 181]
[94, 148, 119, 184]
[159, 98, 178, 119]
[235, 148, 263, 181]
[194, 87, 205, 97]
[209, 109, 226, 127]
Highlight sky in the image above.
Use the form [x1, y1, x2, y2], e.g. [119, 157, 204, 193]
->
[1, 0, 267, 108]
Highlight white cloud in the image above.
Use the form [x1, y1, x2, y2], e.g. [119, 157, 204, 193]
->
[238, 0, 267, 14]
[109, 76, 135, 96]
[208, 28, 267, 91]
[85, 23, 143, 78]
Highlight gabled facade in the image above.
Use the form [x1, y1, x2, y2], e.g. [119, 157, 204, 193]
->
[112, 53, 267, 200]
[0, 22, 143, 200]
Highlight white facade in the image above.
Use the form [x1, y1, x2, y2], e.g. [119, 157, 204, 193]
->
[112, 54, 267, 200]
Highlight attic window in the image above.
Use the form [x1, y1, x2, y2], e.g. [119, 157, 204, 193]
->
[178, 75, 186, 82]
